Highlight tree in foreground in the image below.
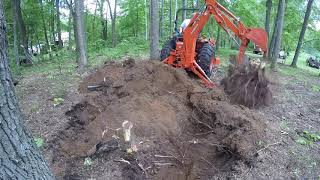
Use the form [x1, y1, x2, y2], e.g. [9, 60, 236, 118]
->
[291, 0, 314, 67]
[150, 0, 160, 60]
[0, 1, 54, 179]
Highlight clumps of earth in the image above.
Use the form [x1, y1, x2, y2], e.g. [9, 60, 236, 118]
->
[47, 59, 268, 179]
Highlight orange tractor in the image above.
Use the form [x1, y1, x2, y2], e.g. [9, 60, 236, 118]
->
[160, 0, 268, 87]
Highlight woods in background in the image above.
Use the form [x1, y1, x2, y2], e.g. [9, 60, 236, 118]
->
[3, 0, 320, 71]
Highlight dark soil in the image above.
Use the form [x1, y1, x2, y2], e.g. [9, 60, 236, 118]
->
[47, 59, 266, 179]
[16, 59, 320, 179]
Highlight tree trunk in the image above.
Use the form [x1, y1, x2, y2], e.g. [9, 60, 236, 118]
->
[150, 0, 160, 60]
[268, 0, 280, 59]
[68, 9, 72, 50]
[12, 0, 32, 63]
[169, 0, 172, 37]
[99, 0, 107, 41]
[0, 2, 54, 179]
[39, 0, 51, 54]
[56, 0, 63, 48]
[182, 0, 187, 20]
[50, 0, 55, 42]
[11, 0, 19, 66]
[265, 0, 272, 38]
[160, 0, 164, 38]
[145, 0, 148, 40]
[74, 0, 87, 72]
[291, 0, 314, 67]
[92, 0, 98, 44]
[215, 27, 221, 51]
[106, 0, 117, 47]
[271, 0, 285, 70]
[112, 0, 117, 47]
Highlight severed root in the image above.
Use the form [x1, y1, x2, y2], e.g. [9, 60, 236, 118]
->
[221, 59, 273, 108]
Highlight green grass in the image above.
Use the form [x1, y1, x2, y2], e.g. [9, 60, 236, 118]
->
[279, 51, 319, 78]
[9, 39, 149, 78]
[9, 41, 319, 84]
[34, 137, 44, 148]
[87, 38, 149, 68]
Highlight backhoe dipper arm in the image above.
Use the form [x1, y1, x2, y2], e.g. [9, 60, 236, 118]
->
[183, 0, 268, 64]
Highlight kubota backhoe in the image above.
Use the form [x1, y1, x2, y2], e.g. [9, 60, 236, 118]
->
[160, 0, 268, 87]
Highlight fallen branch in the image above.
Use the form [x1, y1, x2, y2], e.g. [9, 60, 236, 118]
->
[256, 141, 282, 154]
[114, 158, 131, 165]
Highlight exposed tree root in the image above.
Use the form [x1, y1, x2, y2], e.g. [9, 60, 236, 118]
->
[221, 60, 273, 108]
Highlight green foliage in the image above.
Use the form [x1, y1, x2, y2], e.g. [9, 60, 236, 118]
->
[280, 120, 289, 131]
[296, 131, 320, 145]
[88, 37, 148, 67]
[53, 97, 64, 107]
[84, 157, 93, 166]
[34, 137, 44, 148]
[311, 84, 320, 92]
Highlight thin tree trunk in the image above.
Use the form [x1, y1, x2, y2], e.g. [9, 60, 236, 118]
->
[215, 27, 221, 51]
[268, 0, 281, 59]
[11, 0, 19, 66]
[0, 2, 54, 179]
[150, 0, 160, 60]
[112, 0, 117, 47]
[12, 0, 32, 63]
[182, 0, 186, 20]
[106, 0, 117, 47]
[145, 0, 148, 40]
[56, 0, 63, 48]
[39, 0, 51, 54]
[271, 0, 286, 70]
[160, 0, 164, 38]
[33, 27, 42, 57]
[74, 0, 87, 72]
[50, 0, 55, 42]
[99, 0, 107, 41]
[68, 9, 72, 50]
[169, 0, 172, 37]
[265, 0, 272, 38]
[291, 0, 314, 67]
[92, 0, 98, 43]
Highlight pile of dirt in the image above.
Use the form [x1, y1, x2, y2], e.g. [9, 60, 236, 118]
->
[48, 59, 266, 179]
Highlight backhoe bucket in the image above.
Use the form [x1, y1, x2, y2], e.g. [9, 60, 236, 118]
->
[245, 28, 268, 54]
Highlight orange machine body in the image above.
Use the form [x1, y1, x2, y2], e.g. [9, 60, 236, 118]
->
[162, 0, 268, 87]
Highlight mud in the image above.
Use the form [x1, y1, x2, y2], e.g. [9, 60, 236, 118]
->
[48, 59, 266, 179]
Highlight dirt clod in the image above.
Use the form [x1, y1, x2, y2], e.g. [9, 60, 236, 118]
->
[49, 59, 266, 179]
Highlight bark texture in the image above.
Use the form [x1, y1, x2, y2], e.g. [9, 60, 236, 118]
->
[0, 2, 54, 179]
[182, 0, 187, 20]
[150, 0, 160, 60]
[106, 0, 117, 47]
[74, 0, 87, 72]
[291, 0, 314, 67]
[12, 0, 32, 63]
[11, 0, 19, 66]
[39, 0, 51, 54]
[271, 0, 286, 70]
[265, 0, 272, 38]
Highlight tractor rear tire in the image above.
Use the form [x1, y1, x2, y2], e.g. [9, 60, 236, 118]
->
[197, 43, 215, 77]
[160, 38, 176, 61]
